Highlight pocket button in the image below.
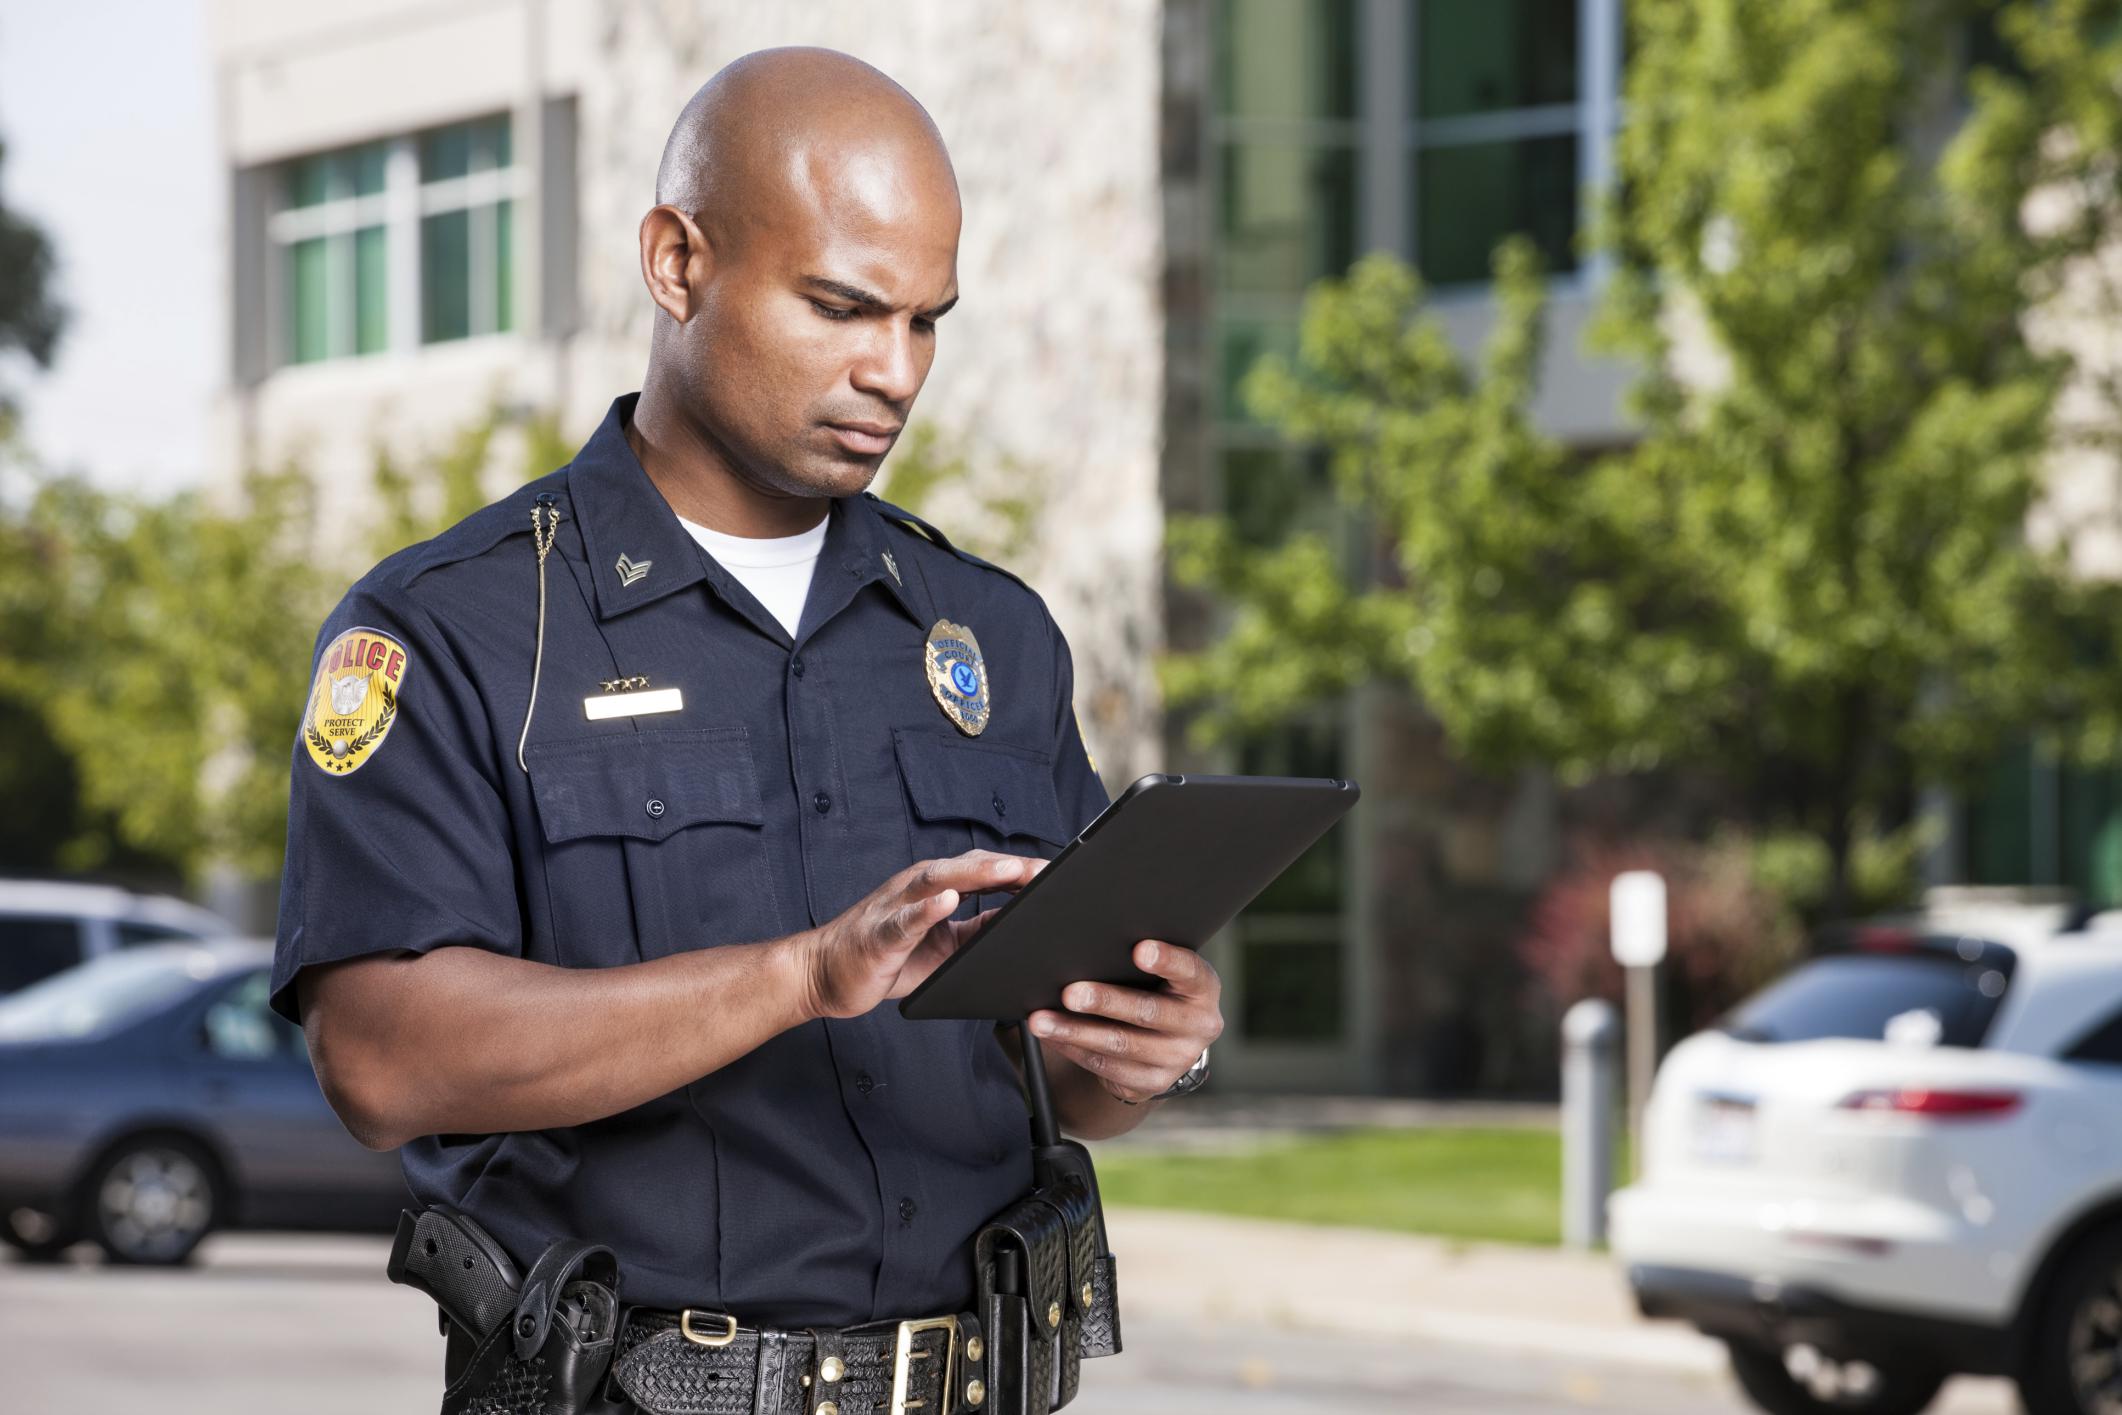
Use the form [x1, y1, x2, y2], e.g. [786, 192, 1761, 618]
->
[645, 798, 666, 819]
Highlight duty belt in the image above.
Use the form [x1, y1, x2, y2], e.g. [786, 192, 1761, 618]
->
[610, 1306, 989, 1415]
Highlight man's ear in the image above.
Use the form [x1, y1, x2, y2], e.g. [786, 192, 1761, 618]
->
[638, 204, 712, 324]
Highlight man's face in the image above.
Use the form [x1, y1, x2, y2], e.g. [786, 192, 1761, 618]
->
[683, 144, 960, 500]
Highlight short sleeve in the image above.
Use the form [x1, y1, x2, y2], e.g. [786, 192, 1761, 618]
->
[270, 584, 523, 1024]
[1045, 608, 1111, 837]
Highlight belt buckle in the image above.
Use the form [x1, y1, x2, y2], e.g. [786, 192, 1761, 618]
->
[889, 1313, 958, 1415]
[680, 1308, 739, 1347]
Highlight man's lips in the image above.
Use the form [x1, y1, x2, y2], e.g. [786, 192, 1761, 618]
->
[823, 421, 902, 456]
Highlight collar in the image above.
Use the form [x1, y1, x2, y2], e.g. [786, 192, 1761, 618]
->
[565, 393, 931, 632]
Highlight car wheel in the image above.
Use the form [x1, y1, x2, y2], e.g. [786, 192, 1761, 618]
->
[1726, 1340, 1946, 1415]
[1, 1206, 80, 1263]
[84, 1137, 221, 1266]
[2021, 1223, 2122, 1415]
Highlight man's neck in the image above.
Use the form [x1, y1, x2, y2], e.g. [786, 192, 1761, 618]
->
[628, 387, 830, 538]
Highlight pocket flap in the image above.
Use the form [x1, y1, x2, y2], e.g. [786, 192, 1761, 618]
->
[892, 729, 1069, 846]
[527, 728, 763, 844]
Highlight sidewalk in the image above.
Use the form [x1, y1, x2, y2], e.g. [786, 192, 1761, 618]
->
[1105, 1205, 1726, 1375]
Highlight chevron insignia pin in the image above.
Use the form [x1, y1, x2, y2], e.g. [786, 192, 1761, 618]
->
[614, 553, 652, 587]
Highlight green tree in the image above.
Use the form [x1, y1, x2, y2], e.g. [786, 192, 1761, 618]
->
[1166, 0, 2122, 918]
[0, 400, 571, 883]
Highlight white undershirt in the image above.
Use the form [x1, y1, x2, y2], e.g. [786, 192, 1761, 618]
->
[678, 512, 830, 638]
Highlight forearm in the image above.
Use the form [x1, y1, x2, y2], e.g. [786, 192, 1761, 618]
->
[996, 1023, 1162, 1143]
[305, 936, 816, 1149]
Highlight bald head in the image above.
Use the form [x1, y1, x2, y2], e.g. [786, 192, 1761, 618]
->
[630, 47, 965, 525]
[654, 47, 958, 257]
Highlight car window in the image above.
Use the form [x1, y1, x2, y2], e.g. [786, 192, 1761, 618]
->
[203, 970, 307, 1062]
[1720, 948, 2014, 1048]
[0, 915, 87, 993]
[0, 947, 214, 1041]
[116, 921, 201, 949]
[2064, 1006, 2122, 1065]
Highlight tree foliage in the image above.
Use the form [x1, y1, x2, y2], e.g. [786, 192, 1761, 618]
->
[1165, 0, 2122, 910]
[0, 402, 570, 883]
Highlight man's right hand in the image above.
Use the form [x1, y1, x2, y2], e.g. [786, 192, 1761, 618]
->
[796, 850, 1044, 1020]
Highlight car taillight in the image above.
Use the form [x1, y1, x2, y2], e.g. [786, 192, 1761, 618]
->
[1853, 926, 1920, 952]
[1837, 1088, 2022, 1118]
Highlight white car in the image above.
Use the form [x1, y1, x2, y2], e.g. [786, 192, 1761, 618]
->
[1613, 919, 2122, 1415]
[0, 880, 232, 996]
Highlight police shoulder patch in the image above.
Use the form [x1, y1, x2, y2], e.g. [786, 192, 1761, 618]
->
[303, 626, 409, 776]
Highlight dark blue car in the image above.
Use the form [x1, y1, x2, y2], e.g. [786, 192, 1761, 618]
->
[0, 939, 406, 1264]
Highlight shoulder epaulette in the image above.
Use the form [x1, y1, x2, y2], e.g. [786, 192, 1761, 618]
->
[862, 491, 1037, 596]
[395, 472, 568, 589]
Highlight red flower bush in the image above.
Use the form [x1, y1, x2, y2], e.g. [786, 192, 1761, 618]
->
[1517, 834, 1805, 1035]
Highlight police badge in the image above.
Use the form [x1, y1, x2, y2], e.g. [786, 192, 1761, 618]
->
[303, 626, 408, 775]
[925, 618, 990, 736]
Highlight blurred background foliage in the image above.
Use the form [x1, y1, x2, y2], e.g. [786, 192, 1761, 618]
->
[0, 407, 571, 886]
[1166, 0, 2122, 924]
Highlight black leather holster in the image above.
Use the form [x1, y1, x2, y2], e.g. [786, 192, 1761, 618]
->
[387, 1206, 627, 1415]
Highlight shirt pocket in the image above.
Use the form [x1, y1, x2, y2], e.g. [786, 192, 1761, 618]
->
[527, 726, 782, 961]
[891, 728, 1070, 917]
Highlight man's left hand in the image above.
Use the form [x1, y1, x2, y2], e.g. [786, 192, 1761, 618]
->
[1026, 940, 1223, 1104]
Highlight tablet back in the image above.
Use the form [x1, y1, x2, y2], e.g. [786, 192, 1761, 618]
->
[899, 774, 1360, 1021]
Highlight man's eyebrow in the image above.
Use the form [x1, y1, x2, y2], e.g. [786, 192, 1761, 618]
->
[799, 275, 958, 320]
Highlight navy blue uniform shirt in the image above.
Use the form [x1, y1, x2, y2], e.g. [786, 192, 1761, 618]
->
[271, 392, 1110, 1324]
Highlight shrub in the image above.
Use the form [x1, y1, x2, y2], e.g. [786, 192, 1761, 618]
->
[1517, 832, 1806, 1035]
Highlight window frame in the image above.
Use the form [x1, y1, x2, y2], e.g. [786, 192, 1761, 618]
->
[264, 114, 525, 369]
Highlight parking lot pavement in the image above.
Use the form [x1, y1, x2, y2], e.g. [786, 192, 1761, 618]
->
[3, 1227, 2026, 1414]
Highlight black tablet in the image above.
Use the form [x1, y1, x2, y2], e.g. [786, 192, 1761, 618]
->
[898, 773, 1360, 1021]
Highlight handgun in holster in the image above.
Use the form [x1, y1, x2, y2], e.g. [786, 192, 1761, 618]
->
[386, 1205, 627, 1415]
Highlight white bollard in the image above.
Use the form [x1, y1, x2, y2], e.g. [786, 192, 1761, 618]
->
[1562, 998, 1621, 1250]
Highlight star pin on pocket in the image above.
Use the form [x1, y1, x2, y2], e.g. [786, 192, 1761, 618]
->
[583, 674, 684, 721]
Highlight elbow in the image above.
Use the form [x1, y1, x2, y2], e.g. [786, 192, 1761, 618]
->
[302, 1002, 417, 1152]
[313, 1041, 414, 1152]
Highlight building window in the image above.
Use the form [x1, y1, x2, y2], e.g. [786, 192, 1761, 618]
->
[418, 116, 515, 344]
[1412, 0, 1586, 285]
[1234, 718, 1350, 1044]
[266, 114, 519, 368]
[1206, 0, 1624, 521]
[1962, 738, 2122, 909]
[276, 141, 390, 364]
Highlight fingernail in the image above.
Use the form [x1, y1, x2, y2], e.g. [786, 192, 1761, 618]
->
[1066, 987, 1086, 1008]
[1032, 1016, 1054, 1035]
[937, 889, 958, 911]
[1142, 942, 1159, 965]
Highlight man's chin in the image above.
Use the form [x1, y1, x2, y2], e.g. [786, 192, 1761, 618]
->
[790, 452, 885, 499]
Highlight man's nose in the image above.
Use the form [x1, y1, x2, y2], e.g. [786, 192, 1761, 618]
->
[850, 319, 924, 406]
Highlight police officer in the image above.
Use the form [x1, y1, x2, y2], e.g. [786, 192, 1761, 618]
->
[270, 46, 1222, 1415]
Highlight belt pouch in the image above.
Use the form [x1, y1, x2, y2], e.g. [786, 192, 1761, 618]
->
[975, 1183, 1089, 1414]
[1028, 1136, 1124, 1361]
